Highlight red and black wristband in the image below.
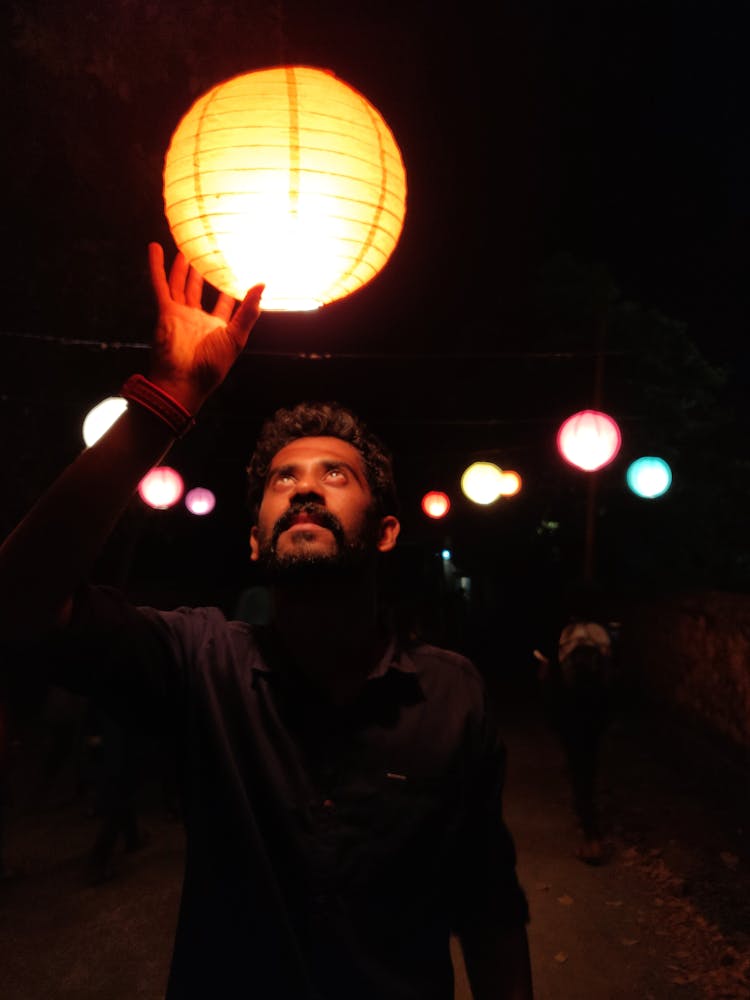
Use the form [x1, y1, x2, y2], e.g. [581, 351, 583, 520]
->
[121, 374, 196, 438]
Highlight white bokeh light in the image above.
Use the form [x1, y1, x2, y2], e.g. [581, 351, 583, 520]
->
[82, 396, 128, 447]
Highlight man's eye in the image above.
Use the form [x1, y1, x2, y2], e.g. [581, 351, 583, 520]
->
[326, 469, 345, 480]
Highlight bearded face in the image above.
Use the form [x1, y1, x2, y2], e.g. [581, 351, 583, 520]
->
[253, 498, 381, 584]
[249, 437, 399, 586]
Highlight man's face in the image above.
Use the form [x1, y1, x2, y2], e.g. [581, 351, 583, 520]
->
[249, 436, 399, 582]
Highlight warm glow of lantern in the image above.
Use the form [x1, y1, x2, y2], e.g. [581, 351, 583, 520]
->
[626, 456, 672, 499]
[138, 466, 184, 510]
[461, 462, 504, 505]
[163, 65, 407, 311]
[185, 487, 217, 516]
[421, 491, 450, 519]
[499, 470, 522, 497]
[557, 409, 622, 471]
[82, 396, 127, 446]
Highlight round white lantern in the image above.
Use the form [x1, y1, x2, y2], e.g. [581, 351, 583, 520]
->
[163, 65, 408, 311]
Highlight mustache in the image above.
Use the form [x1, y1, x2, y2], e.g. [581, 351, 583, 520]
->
[271, 501, 346, 547]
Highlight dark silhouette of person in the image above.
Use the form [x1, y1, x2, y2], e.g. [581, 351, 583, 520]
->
[533, 580, 618, 863]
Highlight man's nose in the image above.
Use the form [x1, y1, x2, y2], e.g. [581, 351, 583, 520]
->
[290, 488, 325, 506]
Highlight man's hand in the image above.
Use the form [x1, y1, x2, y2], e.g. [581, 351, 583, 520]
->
[147, 242, 264, 413]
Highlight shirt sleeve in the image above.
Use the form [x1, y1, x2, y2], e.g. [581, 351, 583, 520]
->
[38, 584, 189, 735]
[450, 682, 530, 934]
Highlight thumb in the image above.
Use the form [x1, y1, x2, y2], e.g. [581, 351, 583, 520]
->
[228, 283, 265, 348]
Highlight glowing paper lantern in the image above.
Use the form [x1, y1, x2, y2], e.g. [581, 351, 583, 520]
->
[499, 470, 522, 497]
[626, 456, 672, 499]
[185, 487, 217, 516]
[461, 462, 504, 505]
[557, 409, 622, 472]
[138, 466, 184, 510]
[82, 396, 127, 446]
[421, 491, 450, 519]
[163, 65, 408, 311]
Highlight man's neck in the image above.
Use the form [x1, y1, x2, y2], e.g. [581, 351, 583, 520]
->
[269, 576, 384, 705]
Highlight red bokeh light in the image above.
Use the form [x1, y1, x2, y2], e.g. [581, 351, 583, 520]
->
[421, 491, 451, 519]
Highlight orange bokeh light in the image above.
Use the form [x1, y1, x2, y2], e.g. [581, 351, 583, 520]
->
[499, 470, 522, 497]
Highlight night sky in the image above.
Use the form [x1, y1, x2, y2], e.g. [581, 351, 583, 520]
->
[1, 0, 748, 606]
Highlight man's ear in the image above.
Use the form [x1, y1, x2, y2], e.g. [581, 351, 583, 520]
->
[377, 515, 400, 553]
[249, 526, 260, 562]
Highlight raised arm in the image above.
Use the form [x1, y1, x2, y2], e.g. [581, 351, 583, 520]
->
[0, 245, 263, 639]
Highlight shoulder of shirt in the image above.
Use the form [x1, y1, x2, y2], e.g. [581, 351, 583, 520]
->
[397, 640, 483, 683]
[138, 603, 260, 641]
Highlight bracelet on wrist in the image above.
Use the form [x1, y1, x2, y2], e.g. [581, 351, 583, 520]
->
[121, 374, 196, 438]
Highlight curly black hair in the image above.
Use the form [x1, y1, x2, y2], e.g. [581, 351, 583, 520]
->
[246, 401, 399, 517]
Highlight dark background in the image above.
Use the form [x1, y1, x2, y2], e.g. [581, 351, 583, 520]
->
[1, 1, 748, 656]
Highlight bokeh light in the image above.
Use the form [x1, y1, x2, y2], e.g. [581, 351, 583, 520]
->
[499, 470, 522, 497]
[461, 462, 504, 505]
[82, 396, 127, 446]
[557, 409, 622, 471]
[421, 491, 451, 519]
[626, 456, 672, 499]
[185, 487, 217, 516]
[138, 466, 184, 510]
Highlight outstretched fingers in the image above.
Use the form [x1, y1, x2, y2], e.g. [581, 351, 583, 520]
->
[148, 242, 171, 306]
[212, 291, 236, 323]
[185, 266, 204, 309]
[227, 284, 265, 348]
[168, 252, 190, 304]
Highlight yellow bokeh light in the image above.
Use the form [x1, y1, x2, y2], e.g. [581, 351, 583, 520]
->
[461, 462, 504, 505]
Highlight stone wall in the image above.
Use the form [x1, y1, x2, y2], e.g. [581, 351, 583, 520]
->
[620, 591, 750, 755]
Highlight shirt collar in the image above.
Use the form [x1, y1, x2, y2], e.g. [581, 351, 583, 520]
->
[248, 624, 418, 683]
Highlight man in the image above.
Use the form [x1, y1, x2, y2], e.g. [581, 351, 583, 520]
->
[0, 245, 532, 998]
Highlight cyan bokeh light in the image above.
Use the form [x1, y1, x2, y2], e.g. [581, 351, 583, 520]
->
[626, 456, 672, 499]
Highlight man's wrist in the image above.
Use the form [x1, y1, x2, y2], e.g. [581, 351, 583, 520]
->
[121, 375, 196, 438]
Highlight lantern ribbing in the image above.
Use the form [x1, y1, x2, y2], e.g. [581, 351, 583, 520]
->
[163, 66, 407, 311]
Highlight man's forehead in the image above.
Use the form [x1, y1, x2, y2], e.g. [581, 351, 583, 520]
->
[269, 436, 365, 471]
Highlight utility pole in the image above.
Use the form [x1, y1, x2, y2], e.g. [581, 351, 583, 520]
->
[583, 314, 606, 583]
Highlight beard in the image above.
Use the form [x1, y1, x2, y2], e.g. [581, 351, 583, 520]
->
[254, 501, 380, 587]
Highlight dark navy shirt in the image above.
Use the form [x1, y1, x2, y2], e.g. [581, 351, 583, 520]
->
[45, 585, 529, 1000]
